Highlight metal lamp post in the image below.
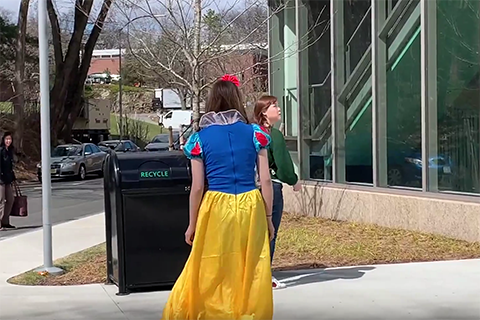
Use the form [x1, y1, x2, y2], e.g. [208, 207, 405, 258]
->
[35, 0, 63, 275]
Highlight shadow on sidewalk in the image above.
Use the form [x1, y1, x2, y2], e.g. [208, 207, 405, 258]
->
[274, 266, 375, 288]
[11, 225, 42, 230]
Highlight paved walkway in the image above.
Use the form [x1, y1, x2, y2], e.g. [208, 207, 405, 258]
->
[1, 213, 480, 320]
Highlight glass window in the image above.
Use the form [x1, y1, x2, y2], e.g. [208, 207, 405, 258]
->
[91, 145, 101, 153]
[302, 0, 332, 180]
[114, 143, 125, 152]
[436, 0, 480, 194]
[152, 135, 170, 143]
[51, 146, 82, 157]
[346, 97, 373, 184]
[386, 23, 422, 188]
[344, 1, 372, 184]
[388, 0, 400, 15]
[85, 145, 94, 154]
[344, 0, 371, 79]
[283, 3, 297, 139]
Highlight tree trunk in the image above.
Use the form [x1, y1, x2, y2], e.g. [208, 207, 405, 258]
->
[46, 0, 112, 143]
[13, 0, 30, 155]
[192, 0, 202, 131]
[177, 89, 187, 110]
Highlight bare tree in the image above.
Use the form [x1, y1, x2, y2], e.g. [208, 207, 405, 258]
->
[46, 0, 113, 142]
[117, 0, 278, 129]
[119, 0, 329, 132]
[13, 0, 31, 154]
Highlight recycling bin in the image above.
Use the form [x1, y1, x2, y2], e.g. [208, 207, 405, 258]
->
[104, 151, 191, 295]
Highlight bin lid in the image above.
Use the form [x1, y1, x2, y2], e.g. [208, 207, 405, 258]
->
[116, 151, 191, 190]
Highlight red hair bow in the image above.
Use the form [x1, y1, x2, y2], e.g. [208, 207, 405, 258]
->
[221, 74, 240, 87]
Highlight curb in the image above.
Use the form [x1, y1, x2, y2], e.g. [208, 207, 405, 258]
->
[16, 180, 40, 187]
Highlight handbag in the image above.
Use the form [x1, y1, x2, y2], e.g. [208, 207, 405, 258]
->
[11, 182, 28, 217]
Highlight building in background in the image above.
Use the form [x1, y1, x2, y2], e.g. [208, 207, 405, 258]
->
[88, 49, 125, 81]
[268, 0, 480, 241]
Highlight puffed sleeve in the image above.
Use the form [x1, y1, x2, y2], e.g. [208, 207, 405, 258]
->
[183, 132, 203, 159]
[251, 124, 271, 152]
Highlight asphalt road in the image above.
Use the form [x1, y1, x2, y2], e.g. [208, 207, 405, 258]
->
[0, 177, 105, 240]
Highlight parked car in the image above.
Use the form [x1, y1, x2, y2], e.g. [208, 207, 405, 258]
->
[309, 150, 453, 187]
[145, 133, 180, 152]
[37, 143, 106, 181]
[98, 140, 141, 153]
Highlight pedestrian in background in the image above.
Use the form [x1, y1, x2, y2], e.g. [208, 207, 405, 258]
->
[253, 95, 302, 290]
[0, 132, 16, 231]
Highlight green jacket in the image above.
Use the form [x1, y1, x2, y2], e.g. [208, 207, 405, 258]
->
[267, 127, 298, 186]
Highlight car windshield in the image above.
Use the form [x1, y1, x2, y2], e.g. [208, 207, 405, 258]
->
[52, 146, 82, 157]
[100, 142, 120, 150]
[152, 135, 170, 143]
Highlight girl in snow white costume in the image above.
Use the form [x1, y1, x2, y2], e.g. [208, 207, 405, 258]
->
[161, 75, 275, 320]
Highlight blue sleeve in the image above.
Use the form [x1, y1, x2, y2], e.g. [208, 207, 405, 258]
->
[183, 132, 203, 159]
[251, 124, 272, 152]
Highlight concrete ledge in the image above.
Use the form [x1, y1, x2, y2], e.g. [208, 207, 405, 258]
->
[283, 184, 480, 242]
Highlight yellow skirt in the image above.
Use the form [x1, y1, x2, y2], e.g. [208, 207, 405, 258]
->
[161, 189, 273, 320]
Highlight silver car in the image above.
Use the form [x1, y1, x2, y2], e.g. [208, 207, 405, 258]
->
[37, 143, 106, 181]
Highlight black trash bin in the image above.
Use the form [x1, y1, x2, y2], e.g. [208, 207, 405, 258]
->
[104, 151, 191, 295]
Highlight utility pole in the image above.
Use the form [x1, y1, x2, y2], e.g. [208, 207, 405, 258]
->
[118, 33, 123, 140]
[36, 0, 63, 276]
[192, 0, 202, 131]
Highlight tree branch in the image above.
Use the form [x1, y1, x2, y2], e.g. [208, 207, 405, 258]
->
[46, 0, 63, 73]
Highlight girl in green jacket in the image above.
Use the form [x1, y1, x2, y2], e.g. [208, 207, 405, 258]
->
[253, 95, 302, 290]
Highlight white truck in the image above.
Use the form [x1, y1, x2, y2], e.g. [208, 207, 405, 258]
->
[158, 110, 193, 129]
[72, 98, 111, 144]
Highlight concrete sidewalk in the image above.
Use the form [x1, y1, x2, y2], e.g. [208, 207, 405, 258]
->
[1, 213, 480, 320]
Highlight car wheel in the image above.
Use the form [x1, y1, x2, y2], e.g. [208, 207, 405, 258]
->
[312, 166, 325, 180]
[387, 166, 403, 186]
[78, 165, 87, 181]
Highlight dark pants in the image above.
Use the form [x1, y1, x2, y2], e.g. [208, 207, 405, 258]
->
[0, 183, 14, 226]
[270, 182, 283, 263]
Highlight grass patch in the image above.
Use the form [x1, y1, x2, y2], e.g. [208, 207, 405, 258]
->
[273, 214, 480, 270]
[0, 102, 13, 114]
[110, 114, 164, 141]
[8, 244, 107, 286]
[8, 214, 480, 286]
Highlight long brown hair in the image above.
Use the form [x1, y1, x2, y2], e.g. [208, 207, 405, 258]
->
[253, 95, 277, 129]
[206, 79, 248, 121]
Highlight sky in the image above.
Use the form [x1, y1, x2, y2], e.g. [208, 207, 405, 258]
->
[0, 0, 22, 15]
[0, 0, 246, 20]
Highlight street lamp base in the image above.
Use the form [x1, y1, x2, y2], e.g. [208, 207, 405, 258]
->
[34, 266, 64, 276]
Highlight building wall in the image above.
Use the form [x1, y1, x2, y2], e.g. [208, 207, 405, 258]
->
[269, 0, 480, 240]
[283, 183, 480, 242]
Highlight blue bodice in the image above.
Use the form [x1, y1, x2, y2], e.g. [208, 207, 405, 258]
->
[184, 112, 270, 195]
